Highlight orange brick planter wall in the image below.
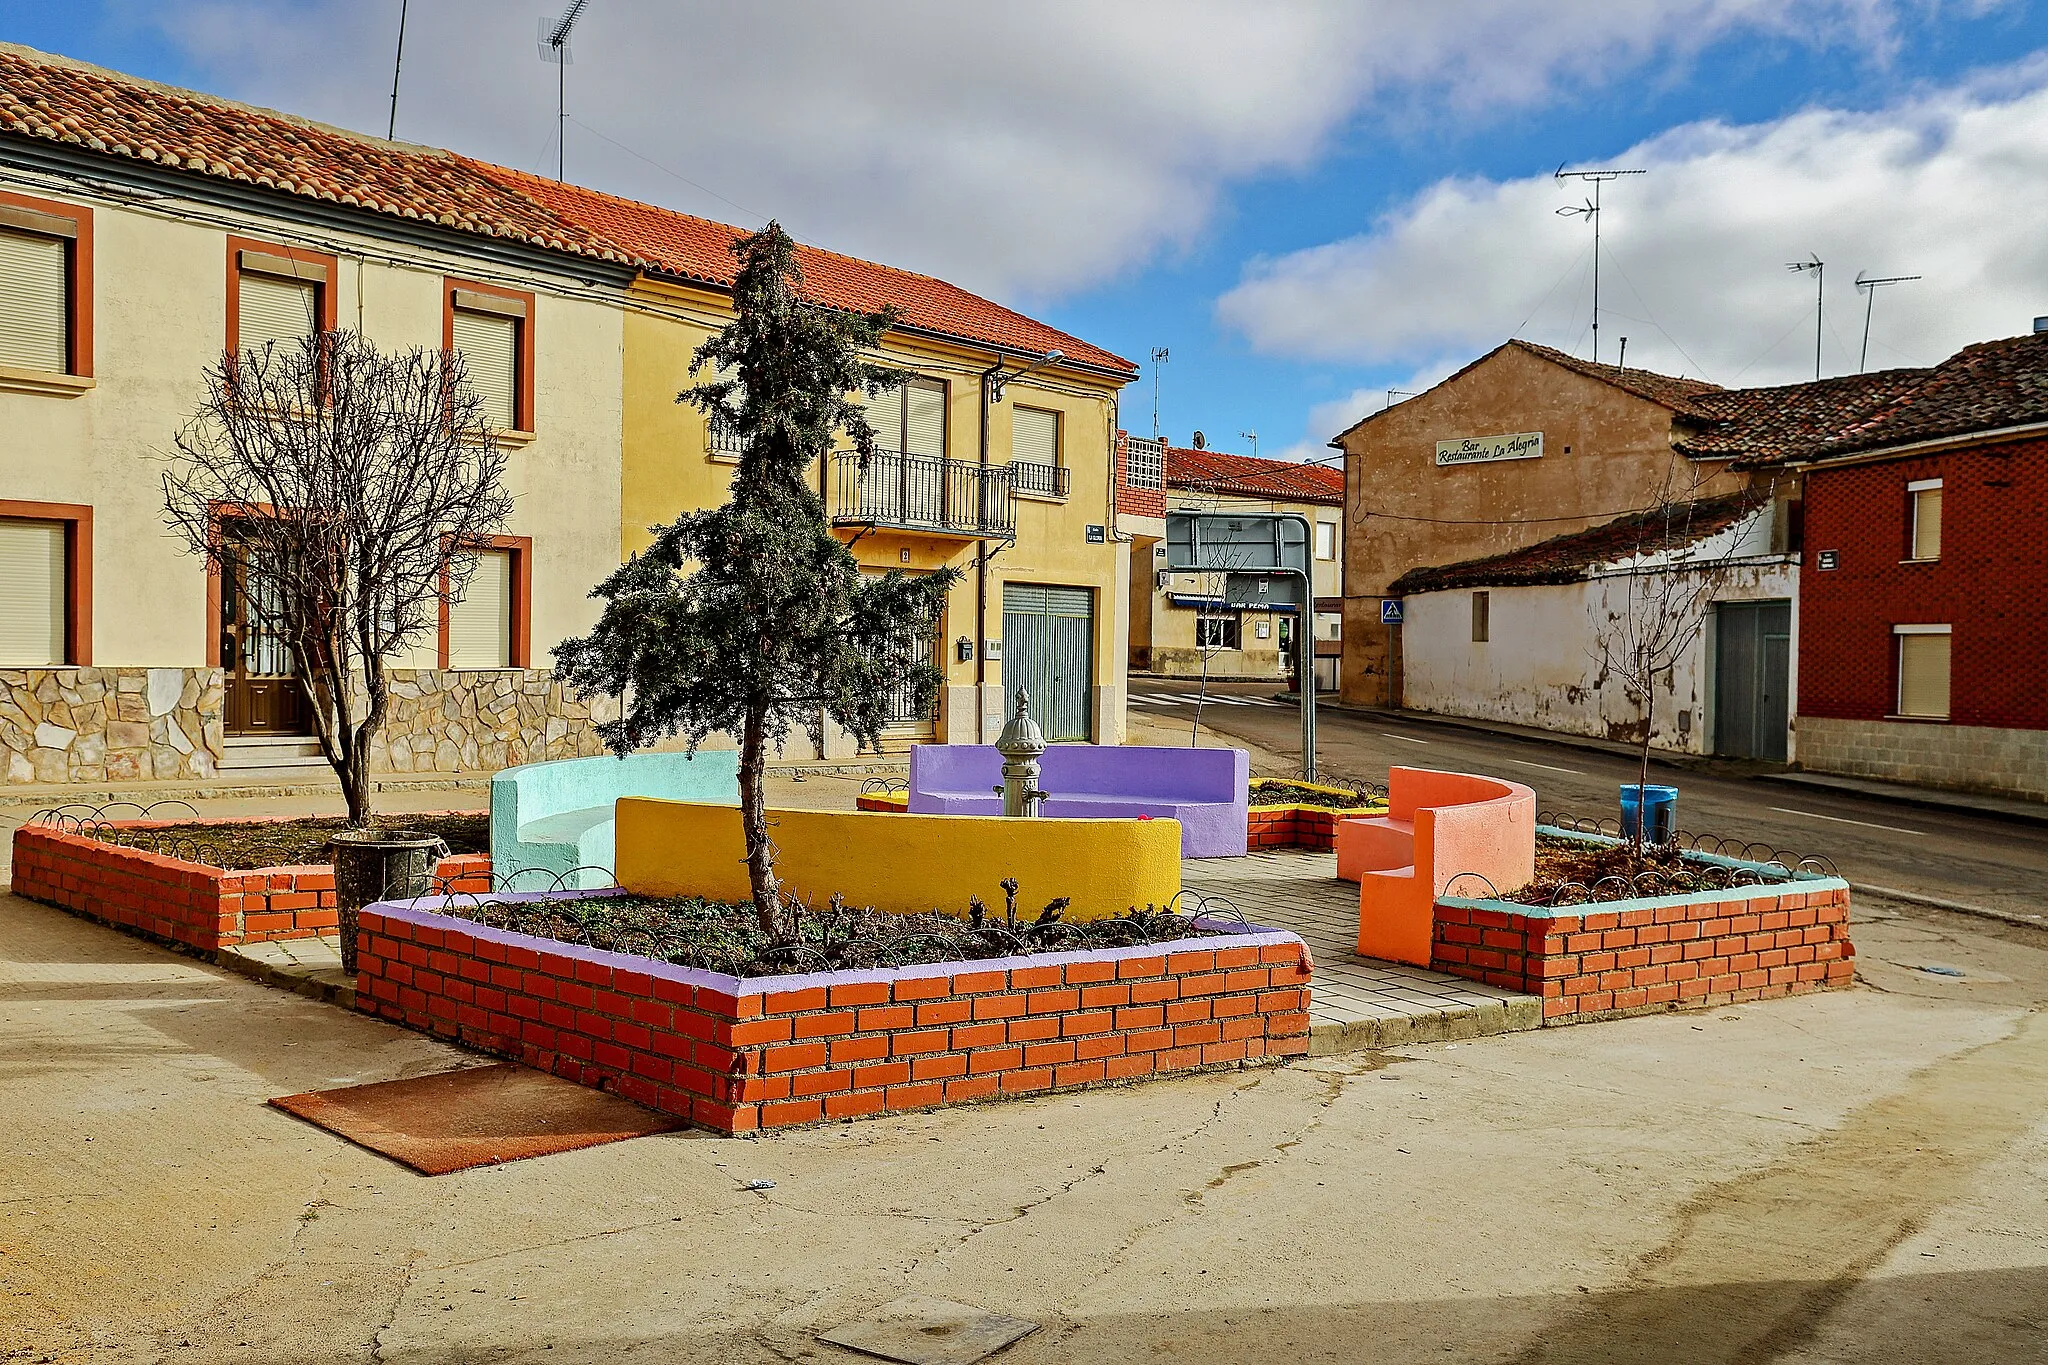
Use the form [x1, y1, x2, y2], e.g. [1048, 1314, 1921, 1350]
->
[1432, 880, 1854, 1024]
[10, 820, 491, 954]
[354, 896, 1314, 1134]
[1247, 804, 1348, 851]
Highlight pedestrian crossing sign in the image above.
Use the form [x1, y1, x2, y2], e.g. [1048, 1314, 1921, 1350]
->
[1381, 598, 1404, 625]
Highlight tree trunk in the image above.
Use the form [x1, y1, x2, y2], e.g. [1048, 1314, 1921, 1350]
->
[738, 699, 781, 936]
[1634, 669, 1656, 855]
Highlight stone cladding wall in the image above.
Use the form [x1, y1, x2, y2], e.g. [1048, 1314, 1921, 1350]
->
[1, 668, 222, 785]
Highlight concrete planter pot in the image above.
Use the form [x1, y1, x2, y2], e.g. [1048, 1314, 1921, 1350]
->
[326, 830, 450, 973]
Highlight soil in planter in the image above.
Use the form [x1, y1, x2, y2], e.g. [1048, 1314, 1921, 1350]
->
[1502, 832, 1705, 906]
[120, 813, 488, 870]
[1249, 780, 1376, 809]
[443, 891, 1239, 978]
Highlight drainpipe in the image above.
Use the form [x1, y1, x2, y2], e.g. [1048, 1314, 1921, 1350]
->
[976, 356, 996, 741]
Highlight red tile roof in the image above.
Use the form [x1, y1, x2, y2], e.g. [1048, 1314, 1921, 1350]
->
[473, 163, 1135, 374]
[1387, 490, 1765, 594]
[1165, 445, 1344, 505]
[1805, 330, 2048, 458]
[1506, 340, 1725, 414]
[0, 43, 1134, 377]
[1677, 368, 1930, 464]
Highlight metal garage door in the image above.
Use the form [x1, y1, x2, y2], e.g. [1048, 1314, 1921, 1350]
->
[1002, 583, 1093, 742]
[1713, 599, 1791, 761]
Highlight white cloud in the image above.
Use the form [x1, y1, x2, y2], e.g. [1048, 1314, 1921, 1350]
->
[121, 0, 1922, 300]
[1218, 58, 2048, 395]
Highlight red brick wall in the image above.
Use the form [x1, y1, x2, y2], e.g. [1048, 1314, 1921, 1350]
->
[1247, 805, 1345, 851]
[1800, 437, 2048, 729]
[1432, 881, 1853, 1023]
[10, 821, 490, 953]
[355, 904, 1313, 1134]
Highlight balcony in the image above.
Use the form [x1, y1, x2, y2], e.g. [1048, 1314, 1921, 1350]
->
[1010, 460, 1070, 501]
[830, 450, 1015, 539]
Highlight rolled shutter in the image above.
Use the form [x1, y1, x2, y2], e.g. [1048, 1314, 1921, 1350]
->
[448, 550, 512, 669]
[1897, 633, 1950, 718]
[238, 273, 319, 355]
[0, 230, 68, 373]
[905, 379, 946, 457]
[0, 519, 67, 665]
[451, 308, 521, 429]
[1913, 488, 1942, 559]
[1013, 406, 1058, 467]
[866, 381, 904, 454]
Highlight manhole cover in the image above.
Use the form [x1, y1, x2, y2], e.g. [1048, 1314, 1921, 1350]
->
[818, 1295, 1039, 1365]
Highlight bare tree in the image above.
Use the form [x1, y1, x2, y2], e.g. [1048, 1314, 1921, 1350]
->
[1594, 478, 1769, 845]
[163, 330, 514, 826]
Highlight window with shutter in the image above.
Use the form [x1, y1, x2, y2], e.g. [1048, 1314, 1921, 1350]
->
[452, 308, 520, 429]
[865, 381, 905, 454]
[448, 550, 513, 669]
[905, 379, 946, 457]
[0, 230, 68, 373]
[1315, 521, 1337, 560]
[0, 518, 67, 665]
[1909, 480, 1942, 560]
[1013, 406, 1059, 467]
[237, 272, 319, 355]
[1896, 628, 1950, 718]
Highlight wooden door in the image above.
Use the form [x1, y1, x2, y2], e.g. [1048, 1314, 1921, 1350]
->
[219, 535, 305, 736]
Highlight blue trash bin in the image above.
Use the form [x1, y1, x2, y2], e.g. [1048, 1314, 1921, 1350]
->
[1619, 784, 1678, 844]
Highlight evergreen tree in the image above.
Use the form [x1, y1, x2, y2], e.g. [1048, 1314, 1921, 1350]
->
[555, 224, 958, 933]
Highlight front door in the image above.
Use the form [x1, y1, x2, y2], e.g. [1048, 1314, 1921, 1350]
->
[219, 534, 305, 736]
[1001, 583, 1094, 742]
[1713, 599, 1791, 761]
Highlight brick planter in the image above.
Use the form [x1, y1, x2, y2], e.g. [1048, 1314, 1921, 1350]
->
[1432, 877, 1855, 1024]
[10, 819, 491, 954]
[354, 894, 1314, 1134]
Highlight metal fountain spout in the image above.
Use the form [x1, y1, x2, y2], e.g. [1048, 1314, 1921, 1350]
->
[993, 686, 1049, 817]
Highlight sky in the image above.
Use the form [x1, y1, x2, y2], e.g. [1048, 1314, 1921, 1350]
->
[6, 1, 2048, 465]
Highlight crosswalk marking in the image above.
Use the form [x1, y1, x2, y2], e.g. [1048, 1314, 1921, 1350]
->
[1130, 691, 1286, 709]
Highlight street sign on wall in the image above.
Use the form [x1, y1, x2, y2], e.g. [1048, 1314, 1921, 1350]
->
[1381, 598, 1405, 625]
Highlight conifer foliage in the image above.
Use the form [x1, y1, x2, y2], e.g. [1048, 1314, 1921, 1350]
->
[555, 224, 958, 933]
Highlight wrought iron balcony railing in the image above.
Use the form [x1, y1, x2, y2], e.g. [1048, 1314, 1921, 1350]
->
[830, 450, 1015, 538]
[1009, 460, 1070, 499]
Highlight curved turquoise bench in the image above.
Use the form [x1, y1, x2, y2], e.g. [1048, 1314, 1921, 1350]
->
[489, 751, 741, 890]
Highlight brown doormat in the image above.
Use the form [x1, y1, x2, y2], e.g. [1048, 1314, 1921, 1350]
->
[270, 1064, 684, 1175]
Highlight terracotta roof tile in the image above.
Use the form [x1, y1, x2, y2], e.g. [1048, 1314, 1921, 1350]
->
[0, 43, 1134, 378]
[471, 163, 1135, 374]
[1806, 330, 2048, 458]
[1165, 445, 1344, 505]
[1678, 368, 1931, 464]
[1387, 490, 1765, 595]
[1506, 340, 1725, 414]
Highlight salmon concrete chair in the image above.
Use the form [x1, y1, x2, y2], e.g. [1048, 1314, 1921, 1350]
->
[1335, 766, 1536, 967]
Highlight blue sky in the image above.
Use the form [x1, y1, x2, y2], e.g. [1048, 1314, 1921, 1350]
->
[7, 2, 2048, 463]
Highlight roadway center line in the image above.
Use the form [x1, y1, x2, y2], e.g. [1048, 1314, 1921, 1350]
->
[1768, 807, 1927, 837]
[1381, 732, 1431, 745]
[1507, 758, 1583, 775]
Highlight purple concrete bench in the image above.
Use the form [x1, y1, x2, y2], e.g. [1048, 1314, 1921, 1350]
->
[907, 745, 1249, 858]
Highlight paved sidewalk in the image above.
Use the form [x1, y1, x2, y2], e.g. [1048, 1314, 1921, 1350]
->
[1183, 849, 1540, 1053]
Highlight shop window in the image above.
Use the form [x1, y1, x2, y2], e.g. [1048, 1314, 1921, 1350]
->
[1196, 612, 1241, 650]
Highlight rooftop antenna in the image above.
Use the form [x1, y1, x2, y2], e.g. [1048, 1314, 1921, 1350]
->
[1238, 429, 1258, 458]
[1149, 346, 1169, 440]
[539, 0, 591, 181]
[386, 0, 408, 140]
[1855, 271, 1921, 373]
[1384, 388, 1415, 410]
[1787, 255, 1824, 380]
[1555, 164, 1644, 366]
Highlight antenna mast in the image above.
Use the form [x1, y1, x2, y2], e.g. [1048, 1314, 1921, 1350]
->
[1555, 165, 1644, 366]
[1238, 429, 1258, 459]
[387, 0, 409, 140]
[1149, 346, 1168, 440]
[1787, 255, 1825, 380]
[1855, 271, 1921, 373]
[540, 1, 591, 181]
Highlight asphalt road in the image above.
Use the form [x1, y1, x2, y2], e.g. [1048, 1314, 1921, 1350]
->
[1129, 682, 2048, 921]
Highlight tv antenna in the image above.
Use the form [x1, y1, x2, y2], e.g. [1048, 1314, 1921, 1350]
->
[1555, 165, 1644, 366]
[1150, 346, 1169, 440]
[1384, 388, 1415, 410]
[1238, 429, 1258, 458]
[1787, 255, 1824, 380]
[539, 1, 591, 181]
[387, 0, 408, 140]
[1855, 271, 1921, 373]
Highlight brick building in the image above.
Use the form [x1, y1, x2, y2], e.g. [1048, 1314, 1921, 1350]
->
[1774, 333, 2048, 800]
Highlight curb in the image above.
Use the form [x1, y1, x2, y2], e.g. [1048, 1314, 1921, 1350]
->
[1308, 995, 1543, 1055]
[1849, 881, 2046, 931]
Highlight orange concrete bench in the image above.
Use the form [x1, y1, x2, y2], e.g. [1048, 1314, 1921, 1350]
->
[1335, 766, 1536, 966]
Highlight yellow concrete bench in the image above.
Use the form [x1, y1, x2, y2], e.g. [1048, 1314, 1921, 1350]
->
[614, 798, 1182, 922]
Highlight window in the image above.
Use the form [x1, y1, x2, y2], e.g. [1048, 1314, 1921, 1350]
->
[1196, 612, 1241, 650]
[1315, 520, 1337, 561]
[1124, 435, 1164, 491]
[1895, 625, 1951, 719]
[1472, 590, 1490, 643]
[228, 238, 335, 360]
[0, 502, 91, 665]
[441, 538, 530, 670]
[1908, 478, 1942, 561]
[705, 362, 745, 460]
[867, 377, 946, 457]
[0, 191, 92, 382]
[1011, 405, 1067, 497]
[446, 282, 534, 434]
